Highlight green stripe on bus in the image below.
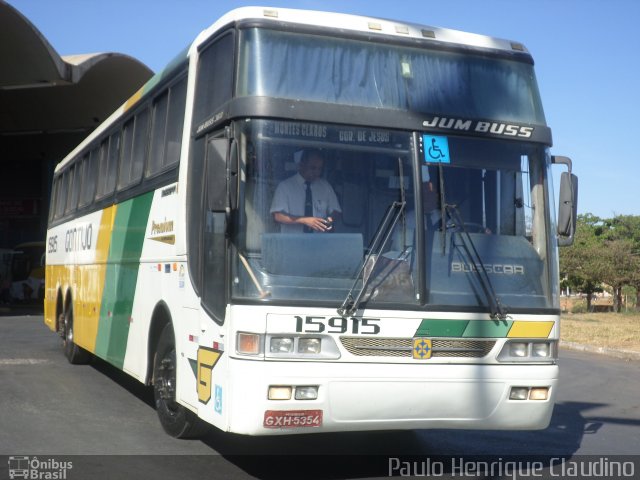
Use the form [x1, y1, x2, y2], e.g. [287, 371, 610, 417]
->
[415, 319, 513, 337]
[461, 319, 513, 338]
[415, 319, 469, 337]
[95, 192, 154, 368]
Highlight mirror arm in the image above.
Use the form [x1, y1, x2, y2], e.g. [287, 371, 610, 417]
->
[552, 155, 572, 174]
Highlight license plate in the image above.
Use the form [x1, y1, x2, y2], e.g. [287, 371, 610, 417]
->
[263, 409, 323, 429]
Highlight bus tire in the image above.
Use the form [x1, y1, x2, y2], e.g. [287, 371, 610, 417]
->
[153, 323, 210, 439]
[62, 301, 92, 365]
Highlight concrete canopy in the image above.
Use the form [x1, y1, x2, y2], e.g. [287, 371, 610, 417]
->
[0, 0, 153, 250]
[0, 0, 153, 135]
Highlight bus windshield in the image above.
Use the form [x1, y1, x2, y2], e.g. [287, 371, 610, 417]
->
[232, 119, 558, 313]
[238, 28, 546, 125]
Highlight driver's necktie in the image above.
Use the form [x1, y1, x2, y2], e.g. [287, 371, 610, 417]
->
[304, 181, 313, 233]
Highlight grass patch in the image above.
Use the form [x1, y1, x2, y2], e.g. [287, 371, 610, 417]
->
[561, 312, 640, 353]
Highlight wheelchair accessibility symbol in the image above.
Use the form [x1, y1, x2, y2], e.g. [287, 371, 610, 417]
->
[423, 135, 450, 164]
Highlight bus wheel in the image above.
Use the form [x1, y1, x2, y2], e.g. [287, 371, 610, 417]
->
[153, 324, 210, 439]
[62, 302, 91, 365]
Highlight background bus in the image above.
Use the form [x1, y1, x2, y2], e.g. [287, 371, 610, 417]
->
[45, 7, 577, 438]
[5, 241, 45, 303]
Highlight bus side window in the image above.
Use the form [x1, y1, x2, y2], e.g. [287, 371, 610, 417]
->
[105, 133, 120, 196]
[95, 137, 109, 200]
[79, 149, 98, 208]
[49, 177, 59, 222]
[118, 109, 149, 190]
[64, 164, 79, 215]
[194, 32, 234, 128]
[118, 118, 135, 189]
[130, 109, 149, 186]
[165, 77, 187, 168]
[148, 90, 169, 176]
[147, 76, 187, 177]
[55, 173, 67, 219]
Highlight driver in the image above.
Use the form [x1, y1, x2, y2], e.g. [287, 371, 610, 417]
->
[270, 149, 341, 233]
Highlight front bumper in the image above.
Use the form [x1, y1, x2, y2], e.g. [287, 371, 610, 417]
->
[216, 358, 558, 435]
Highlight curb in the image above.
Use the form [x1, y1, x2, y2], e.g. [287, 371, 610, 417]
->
[560, 341, 640, 361]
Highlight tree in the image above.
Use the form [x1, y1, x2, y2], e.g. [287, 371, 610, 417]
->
[599, 238, 637, 312]
[559, 213, 606, 311]
[560, 213, 640, 313]
[601, 215, 640, 311]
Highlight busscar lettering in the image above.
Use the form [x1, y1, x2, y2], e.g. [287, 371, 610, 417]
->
[423, 116, 534, 138]
[451, 261, 525, 275]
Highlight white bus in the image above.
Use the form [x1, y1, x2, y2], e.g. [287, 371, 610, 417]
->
[45, 7, 578, 438]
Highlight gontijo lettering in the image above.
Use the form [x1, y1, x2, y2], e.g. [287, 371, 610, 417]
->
[65, 223, 93, 252]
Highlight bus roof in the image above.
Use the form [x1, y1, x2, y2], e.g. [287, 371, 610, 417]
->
[196, 6, 529, 55]
[55, 6, 531, 174]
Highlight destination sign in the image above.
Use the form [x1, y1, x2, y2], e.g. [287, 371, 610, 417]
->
[266, 121, 407, 149]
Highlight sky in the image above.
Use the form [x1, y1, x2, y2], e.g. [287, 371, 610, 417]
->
[7, 0, 640, 219]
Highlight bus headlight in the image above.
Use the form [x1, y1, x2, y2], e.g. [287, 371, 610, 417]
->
[298, 338, 321, 354]
[270, 337, 294, 354]
[265, 335, 340, 359]
[532, 342, 551, 358]
[498, 340, 557, 363]
[509, 342, 528, 357]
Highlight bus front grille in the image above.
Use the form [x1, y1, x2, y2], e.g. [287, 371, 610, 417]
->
[339, 337, 496, 358]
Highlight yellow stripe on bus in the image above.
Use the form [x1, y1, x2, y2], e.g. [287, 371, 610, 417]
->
[123, 87, 144, 113]
[507, 321, 554, 338]
[44, 265, 63, 331]
[73, 205, 117, 353]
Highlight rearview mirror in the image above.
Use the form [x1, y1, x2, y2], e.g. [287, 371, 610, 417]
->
[205, 137, 238, 213]
[552, 156, 578, 247]
[205, 137, 229, 212]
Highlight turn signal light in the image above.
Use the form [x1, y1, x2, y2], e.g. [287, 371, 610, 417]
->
[237, 332, 262, 355]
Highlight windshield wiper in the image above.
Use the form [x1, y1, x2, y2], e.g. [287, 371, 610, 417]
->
[437, 163, 447, 255]
[337, 200, 406, 317]
[445, 204, 509, 320]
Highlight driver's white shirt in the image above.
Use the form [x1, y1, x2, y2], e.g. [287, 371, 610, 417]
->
[270, 173, 341, 233]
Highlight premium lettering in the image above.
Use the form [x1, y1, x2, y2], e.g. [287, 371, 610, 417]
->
[151, 220, 174, 235]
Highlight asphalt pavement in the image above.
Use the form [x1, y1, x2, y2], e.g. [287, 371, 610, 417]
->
[1, 310, 638, 479]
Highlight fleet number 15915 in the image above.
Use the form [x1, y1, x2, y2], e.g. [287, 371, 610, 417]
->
[295, 316, 380, 335]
